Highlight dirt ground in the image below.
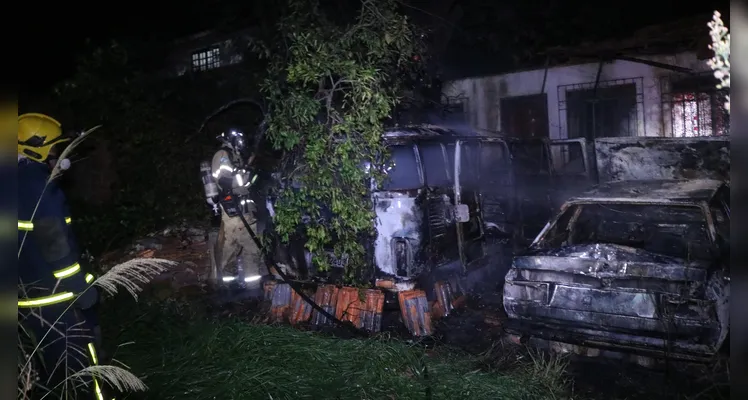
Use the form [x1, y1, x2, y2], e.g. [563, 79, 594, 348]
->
[98, 225, 213, 297]
[101, 226, 730, 400]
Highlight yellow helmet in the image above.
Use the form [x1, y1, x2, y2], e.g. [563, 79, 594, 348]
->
[18, 113, 70, 162]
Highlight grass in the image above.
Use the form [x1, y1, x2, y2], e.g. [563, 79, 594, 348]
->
[103, 298, 568, 400]
[17, 257, 174, 400]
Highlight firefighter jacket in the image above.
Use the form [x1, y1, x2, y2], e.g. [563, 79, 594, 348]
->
[18, 159, 96, 309]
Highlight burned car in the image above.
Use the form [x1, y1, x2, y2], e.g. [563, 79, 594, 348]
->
[503, 179, 730, 362]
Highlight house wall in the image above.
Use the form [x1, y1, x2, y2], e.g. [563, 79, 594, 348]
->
[442, 51, 712, 139]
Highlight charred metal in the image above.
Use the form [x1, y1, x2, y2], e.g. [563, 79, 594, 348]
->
[503, 179, 730, 362]
[595, 137, 730, 183]
[261, 124, 731, 348]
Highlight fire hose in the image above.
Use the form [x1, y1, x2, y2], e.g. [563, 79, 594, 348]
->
[231, 196, 369, 337]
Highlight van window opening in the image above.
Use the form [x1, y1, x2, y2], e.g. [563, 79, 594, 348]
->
[382, 145, 422, 191]
[419, 143, 451, 186]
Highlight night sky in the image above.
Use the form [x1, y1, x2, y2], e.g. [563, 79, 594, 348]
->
[26, 0, 728, 95]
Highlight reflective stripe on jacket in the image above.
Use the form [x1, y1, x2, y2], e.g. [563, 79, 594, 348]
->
[18, 160, 95, 308]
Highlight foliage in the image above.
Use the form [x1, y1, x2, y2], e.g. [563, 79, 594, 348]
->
[46, 42, 232, 256]
[31, 0, 427, 274]
[257, 0, 428, 277]
[708, 11, 730, 113]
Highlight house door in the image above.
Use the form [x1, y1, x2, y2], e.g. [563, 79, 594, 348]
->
[500, 94, 549, 138]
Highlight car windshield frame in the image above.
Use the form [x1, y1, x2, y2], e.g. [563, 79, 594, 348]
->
[533, 200, 716, 260]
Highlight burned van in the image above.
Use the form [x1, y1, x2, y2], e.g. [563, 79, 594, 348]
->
[267, 125, 515, 293]
[372, 126, 514, 291]
[256, 125, 518, 335]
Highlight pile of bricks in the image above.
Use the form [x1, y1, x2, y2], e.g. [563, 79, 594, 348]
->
[264, 281, 387, 333]
[263, 279, 463, 337]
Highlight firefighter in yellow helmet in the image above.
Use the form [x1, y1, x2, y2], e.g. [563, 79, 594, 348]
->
[18, 113, 109, 400]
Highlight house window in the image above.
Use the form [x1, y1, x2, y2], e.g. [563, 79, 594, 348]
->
[191, 46, 221, 72]
[661, 74, 729, 137]
[443, 100, 468, 124]
[435, 95, 469, 125]
[558, 78, 644, 140]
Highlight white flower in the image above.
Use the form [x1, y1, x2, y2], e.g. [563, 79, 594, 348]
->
[707, 10, 730, 114]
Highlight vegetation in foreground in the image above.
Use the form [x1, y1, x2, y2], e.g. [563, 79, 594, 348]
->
[103, 298, 568, 400]
[101, 294, 732, 400]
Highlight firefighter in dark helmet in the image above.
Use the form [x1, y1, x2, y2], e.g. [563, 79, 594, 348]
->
[17, 113, 108, 400]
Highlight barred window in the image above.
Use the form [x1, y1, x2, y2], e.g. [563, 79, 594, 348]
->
[191, 47, 221, 72]
[662, 74, 729, 137]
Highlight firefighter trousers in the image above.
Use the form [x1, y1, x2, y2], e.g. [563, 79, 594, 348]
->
[212, 211, 266, 280]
